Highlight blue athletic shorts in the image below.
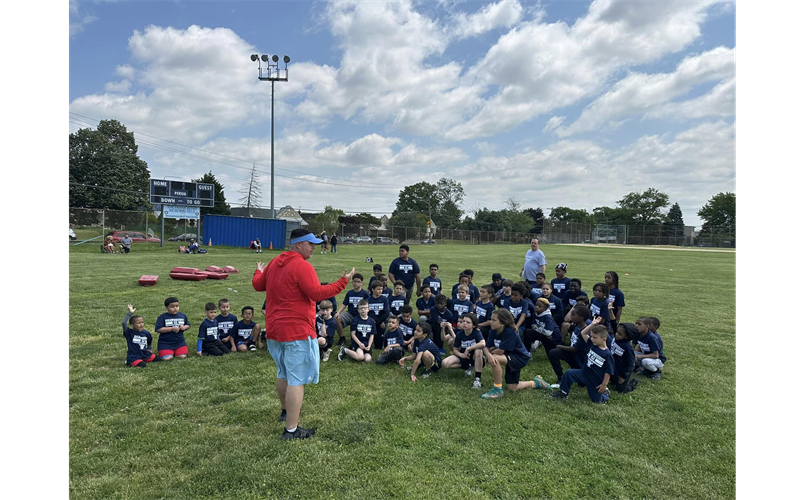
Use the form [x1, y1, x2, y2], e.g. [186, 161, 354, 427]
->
[266, 337, 320, 386]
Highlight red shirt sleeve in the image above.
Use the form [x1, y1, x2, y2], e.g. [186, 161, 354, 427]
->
[252, 265, 268, 292]
[297, 263, 348, 302]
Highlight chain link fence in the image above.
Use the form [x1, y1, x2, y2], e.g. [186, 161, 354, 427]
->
[69, 207, 200, 244]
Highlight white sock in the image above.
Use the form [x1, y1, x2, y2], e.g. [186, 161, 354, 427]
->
[286, 426, 297, 433]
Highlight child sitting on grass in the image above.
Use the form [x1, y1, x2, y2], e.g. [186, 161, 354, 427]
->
[475, 285, 497, 340]
[338, 300, 375, 363]
[389, 281, 409, 317]
[427, 294, 454, 353]
[216, 298, 237, 353]
[634, 317, 666, 380]
[233, 306, 261, 352]
[549, 317, 614, 403]
[376, 316, 406, 365]
[155, 297, 190, 360]
[441, 313, 486, 389]
[316, 300, 337, 362]
[416, 286, 435, 322]
[196, 302, 231, 356]
[611, 321, 638, 393]
[398, 322, 441, 381]
[121, 304, 160, 368]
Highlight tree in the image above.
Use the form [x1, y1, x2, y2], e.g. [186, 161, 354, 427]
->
[593, 206, 636, 226]
[697, 192, 735, 233]
[238, 164, 262, 209]
[308, 206, 344, 235]
[388, 212, 428, 242]
[462, 208, 504, 231]
[500, 198, 536, 233]
[392, 177, 465, 229]
[69, 119, 151, 209]
[617, 188, 669, 224]
[549, 206, 595, 224]
[353, 212, 381, 226]
[667, 202, 684, 227]
[193, 172, 231, 216]
[524, 207, 544, 233]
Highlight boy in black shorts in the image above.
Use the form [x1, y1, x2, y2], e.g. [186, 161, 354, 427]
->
[233, 306, 261, 352]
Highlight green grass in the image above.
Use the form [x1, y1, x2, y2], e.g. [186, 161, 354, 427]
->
[69, 242, 735, 499]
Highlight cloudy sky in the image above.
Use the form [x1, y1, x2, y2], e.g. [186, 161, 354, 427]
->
[69, 0, 736, 228]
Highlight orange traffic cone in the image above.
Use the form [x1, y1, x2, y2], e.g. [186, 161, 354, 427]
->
[269, 241, 273, 250]
[209, 238, 212, 246]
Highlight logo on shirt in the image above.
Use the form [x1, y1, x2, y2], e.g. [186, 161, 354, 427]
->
[369, 302, 385, 314]
[590, 304, 601, 317]
[391, 299, 405, 310]
[477, 307, 487, 318]
[206, 327, 219, 339]
[554, 283, 566, 292]
[164, 318, 185, 327]
[237, 328, 252, 339]
[349, 296, 363, 306]
[133, 335, 148, 349]
[453, 304, 469, 315]
[494, 339, 501, 348]
[638, 340, 651, 354]
[357, 323, 373, 336]
[587, 349, 606, 368]
[569, 298, 577, 306]
[218, 321, 234, 333]
[608, 295, 616, 304]
[570, 331, 579, 347]
[460, 339, 477, 349]
[611, 342, 624, 356]
[429, 282, 441, 292]
[508, 305, 523, 318]
[398, 264, 414, 273]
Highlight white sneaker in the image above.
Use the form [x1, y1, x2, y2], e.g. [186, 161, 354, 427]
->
[464, 368, 473, 377]
[322, 348, 331, 362]
[337, 346, 345, 361]
[531, 340, 541, 351]
[472, 379, 482, 389]
[549, 383, 561, 389]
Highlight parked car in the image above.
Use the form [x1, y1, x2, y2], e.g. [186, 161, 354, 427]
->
[421, 239, 437, 244]
[69, 228, 77, 241]
[373, 237, 398, 245]
[109, 231, 161, 244]
[168, 233, 198, 242]
[340, 237, 355, 244]
[355, 236, 372, 243]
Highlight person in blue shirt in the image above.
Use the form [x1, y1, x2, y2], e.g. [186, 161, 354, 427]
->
[495, 279, 514, 309]
[549, 305, 592, 383]
[488, 273, 504, 298]
[375, 316, 406, 365]
[523, 298, 561, 355]
[551, 263, 572, 301]
[388, 245, 422, 301]
[155, 297, 191, 360]
[398, 322, 441, 381]
[441, 313, 486, 389]
[427, 294, 454, 352]
[421, 263, 442, 296]
[233, 306, 261, 352]
[550, 318, 614, 403]
[561, 294, 589, 344]
[634, 317, 666, 380]
[475, 285, 497, 340]
[389, 280, 409, 317]
[121, 304, 160, 367]
[605, 271, 626, 334]
[338, 300, 376, 363]
[367, 281, 391, 348]
[506, 283, 535, 335]
[315, 301, 338, 362]
[398, 305, 418, 351]
[611, 322, 638, 393]
[378, 274, 394, 299]
[450, 274, 473, 302]
[520, 238, 547, 286]
[561, 279, 588, 314]
[334, 274, 369, 346]
[448, 284, 475, 323]
[588, 282, 611, 331]
[215, 298, 237, 353]
[196, 302, 231, 356]
[481, 309, 548, 399]
[462, 269, 481, 304]
[415, 286, 436, 323]
[539, 283, 565, 328]
[367, 264, 383, 289]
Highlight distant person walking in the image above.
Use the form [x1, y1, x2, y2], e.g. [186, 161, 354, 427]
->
[330, 233, 338, 254]
[520, 238, 547, 286]
[253, 228, 354, 440]
[320, 231, 329, 254]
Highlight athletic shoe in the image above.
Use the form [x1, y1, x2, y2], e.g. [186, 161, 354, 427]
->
[531, 340, 541, 351]
[337, 346, 345, 361]
[281, 426, 316, 440]
[549, 391, 568, 399]
[464, 368, 473, 377]
[322, 348, 331, 362]
[406, 366, 412, 371]
[650, 371, 662, 380]
[248, 344, 257, 351]
[532, 375, 550, 389]
[481, 386, 503, 399]
[634, 366, 645, 374]
[472, 379, 482, 390]
[278, 409, 287, 422]
[549, 383, 561, 390]
[629, 379, 639, 389]
[337, 337, 346, 346]
[422, 370, 433, 378]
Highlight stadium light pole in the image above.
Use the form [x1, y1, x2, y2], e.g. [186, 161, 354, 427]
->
[251, 53, 290, 219]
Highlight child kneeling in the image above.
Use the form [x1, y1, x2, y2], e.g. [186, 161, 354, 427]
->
[121, 304, 161, 367]
[196, 302, 232, 356]
[376, 316, 406, 365]
[549, 317, 613, 403]
[398, 323, 442, 381]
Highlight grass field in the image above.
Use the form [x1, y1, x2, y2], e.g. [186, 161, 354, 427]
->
[69, 242, 735, 499]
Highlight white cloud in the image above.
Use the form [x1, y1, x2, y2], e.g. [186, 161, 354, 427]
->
[453, 0, 523, 39]
[115, 64, 135, 79]
[69, 0, 98, 37]
[543, 116, 565, 134]
[557, 46, 734, 136]
[104, 79, 131, 93]
[644, 77, 735, 120]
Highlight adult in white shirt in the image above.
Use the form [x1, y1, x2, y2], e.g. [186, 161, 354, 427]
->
[519, 238, 547, 286]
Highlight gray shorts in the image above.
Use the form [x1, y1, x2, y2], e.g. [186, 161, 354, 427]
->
[339, 311, 354, 328]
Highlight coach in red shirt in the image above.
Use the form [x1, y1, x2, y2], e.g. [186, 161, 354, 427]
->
[253, 228, 354, 440]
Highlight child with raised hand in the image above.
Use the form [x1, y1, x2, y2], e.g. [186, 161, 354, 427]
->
[389, 280, 409, 317]
[233, 306, 261, 352]
[441, 313, 486, 389]
[216, 298, 237, 353]
[549, 305, 592, 384]
[398, 305, 418, 351]
[155, 297, 191, 360]
[481, 309, 548, 399]
[375, 316, 406, 365]
[549, 317, 614, 403]
[316, 300, 337, 361]
[398, 322, 441, 381]
[611, 322, 638, 393]
[121, 304, 160, 368]
[338, 300, 375, 363]
[416, 286, 435, 322]
[197, 302, 231, 356]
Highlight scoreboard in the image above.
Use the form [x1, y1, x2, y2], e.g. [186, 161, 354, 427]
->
[150, 179, 215, 207]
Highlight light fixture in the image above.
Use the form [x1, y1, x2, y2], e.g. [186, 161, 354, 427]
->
[283, 55, 290, 63]
[272, 55, 279, 62]
[261, 54, 269, 62]
[250, 54, 258, 62]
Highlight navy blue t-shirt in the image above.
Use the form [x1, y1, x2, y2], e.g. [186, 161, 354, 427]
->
[637, 332, 666, 363]
[398, 317, 418, 341]
[562, 290, 588, 312]
[582, 338, 615, 386]
[215, 313, 237, 339]
[589, 297, 611, 330]
[532, 311, 561, 342]
[316, 316, 337, 338]
[367, 294, 390, 326]
[381, 287, 394, 300]
[569, 325, 589, 367]
[389, 258, 420, 288]
[551, 277, 572, 301]
[428, 306, 454, 328]
[389, 293, 409, 317]
[505, 299, 534, 328]
[449, 298, 475, 318]
[350, 316, 377, 346]
[454, 328, 484, 354]
[543, 294, 564, 327]
[487, 327, 531, 361]
[413, 337, 441, 363]
[368, 276, 381, 289]
[422, 276, 442, 295]
[342, 289, 370, 316]
[233, 320, 257, 343]
[611, 338, 636, 380]
[155, 312, 190, 349]
[122, 312, 153, 363]
[451, 283, 480, 303]
[198, 318, 220, 341]
[416, 296, 435, 314]
[608, 288, 626, 310]
[474, 300, 496, 324]
[496, 293, 513, 309]
[384, 328, 405, 349]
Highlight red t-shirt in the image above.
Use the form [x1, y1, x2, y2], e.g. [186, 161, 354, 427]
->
[252, 251, 348, 342]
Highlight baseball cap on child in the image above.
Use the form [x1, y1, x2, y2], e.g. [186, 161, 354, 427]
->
[555, 263, 567, 271]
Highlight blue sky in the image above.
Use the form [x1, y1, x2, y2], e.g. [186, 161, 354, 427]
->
[69, 0, 736, 228]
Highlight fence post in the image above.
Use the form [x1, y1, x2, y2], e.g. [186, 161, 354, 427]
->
[102, 209, 105, 237]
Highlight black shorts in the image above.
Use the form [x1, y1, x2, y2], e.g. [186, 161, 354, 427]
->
[319, 336, 334, 350]
[504, 354, 529, 384]
[236, 338, 254, 348]
[349, 341, 372, 355]
[459, 350, 483, 370]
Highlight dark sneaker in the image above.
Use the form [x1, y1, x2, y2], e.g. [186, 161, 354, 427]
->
[248, 344, 257, 351]
[629, 379, 639, 389]
[281, 426, 316, 440]
[337, 346, 346, 361]
[549, 391, 568, 399]
[650, 371, 662, 380]
[634, 366, 645, 374]
[337, 337, 346, 346]
[278, 409, 287, 422]
[422, 370, 433, 378]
